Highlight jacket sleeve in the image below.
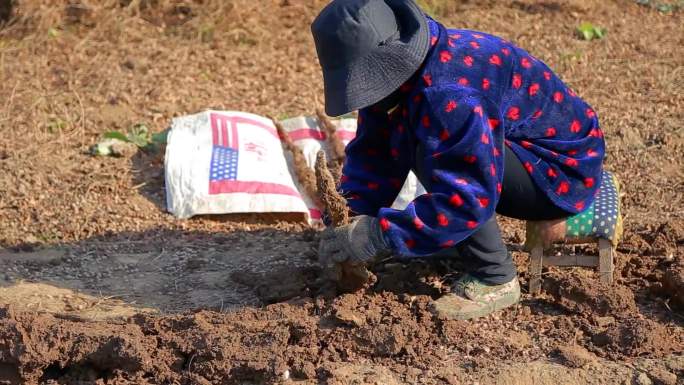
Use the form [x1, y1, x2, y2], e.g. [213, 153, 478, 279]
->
[377, 86, 505, 256]
[339, 108, 412, 217]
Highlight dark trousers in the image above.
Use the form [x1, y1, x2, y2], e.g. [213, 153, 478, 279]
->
[454, 147, 571, 285]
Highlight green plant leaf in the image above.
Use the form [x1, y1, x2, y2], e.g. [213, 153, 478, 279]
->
[576, 22, 606, 41]
[104, 131, 130, 142]
[595, 27, 606, 39]
[126, 123, 151, 148]
[129, 123, 149, 136]
[577, 22, 594, 40]
[127, 133, 149, 148]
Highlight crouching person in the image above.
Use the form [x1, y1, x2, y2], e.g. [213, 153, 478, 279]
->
[312, 0, 605, 320]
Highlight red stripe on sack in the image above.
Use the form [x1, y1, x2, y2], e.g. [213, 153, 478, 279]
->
[286, 128, 357, 143]
[288, 129, 326, 141]
[209, 180, 302, 198]
[309, 208, 322, 219]
[336, 131, 356, 141]
[232, 116, 278, 139]
[211, 115, 220, 146]
[209, 113, 280, 143]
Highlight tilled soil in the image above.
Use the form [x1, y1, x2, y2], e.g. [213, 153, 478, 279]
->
[1, 246, 683, 384]
[0, 217, 679, 384]
[0, 276, 682, 384]
[0, 0, 683, 384]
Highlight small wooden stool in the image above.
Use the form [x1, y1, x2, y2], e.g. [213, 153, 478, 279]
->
[524, 171, 623, 294]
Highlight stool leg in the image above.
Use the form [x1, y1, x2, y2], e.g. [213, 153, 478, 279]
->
[598, 238, 613, 284]
[529, 245, 543, 294]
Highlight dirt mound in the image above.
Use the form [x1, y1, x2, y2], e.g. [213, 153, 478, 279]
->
[0, 306, 155, 384]
[636, 221, 684, 258]
[325, 292, 438, 359]
[590, 318, 674, 358]
[554, 345, 596, 368]
[538, 272, 683, 360]
[0, 304, 311, 384]
[0, 293, 441, 384]
[543, 273, 637, 317]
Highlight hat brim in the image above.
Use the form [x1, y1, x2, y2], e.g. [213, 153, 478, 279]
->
[322, 0, 429, 117]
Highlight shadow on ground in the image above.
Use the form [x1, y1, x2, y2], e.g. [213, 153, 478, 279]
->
[0, 222, 524, 319]
[0, 227, 320, 317]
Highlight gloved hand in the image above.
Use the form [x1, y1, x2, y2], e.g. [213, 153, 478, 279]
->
[318, 215, 391, 279]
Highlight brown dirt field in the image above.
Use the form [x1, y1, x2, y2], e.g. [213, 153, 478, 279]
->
[0, 0, 683, 384]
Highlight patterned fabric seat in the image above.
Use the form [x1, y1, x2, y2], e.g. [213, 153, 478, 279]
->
[525, 170, 623, 293]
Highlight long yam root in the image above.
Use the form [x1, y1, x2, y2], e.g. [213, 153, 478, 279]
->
[329, 163, 343, 189]
[315, 109, 346, 187]
[272, 117, 322, 210]
[316, 109, 346, 163]
[314, 151, 374, 292]
[314, 151, 348, 226]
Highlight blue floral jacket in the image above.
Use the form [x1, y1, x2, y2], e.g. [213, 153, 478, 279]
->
[340, 17, 605, 257]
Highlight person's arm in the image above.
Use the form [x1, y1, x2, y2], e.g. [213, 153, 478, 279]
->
[378, 86, 504, 256]
[339, 107, 412, 216]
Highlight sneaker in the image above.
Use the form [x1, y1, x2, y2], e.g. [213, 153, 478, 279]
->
[431, 274, 521, 320]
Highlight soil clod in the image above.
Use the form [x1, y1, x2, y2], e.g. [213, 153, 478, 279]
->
[555, 344, 596, 368]
[543, 273, 637, 317]
[591, 318, 675, 357]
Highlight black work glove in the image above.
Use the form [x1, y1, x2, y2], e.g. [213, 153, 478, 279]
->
[317, 215, 391, 278]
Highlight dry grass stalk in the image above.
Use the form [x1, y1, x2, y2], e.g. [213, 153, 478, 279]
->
[271, 117, 322, 210]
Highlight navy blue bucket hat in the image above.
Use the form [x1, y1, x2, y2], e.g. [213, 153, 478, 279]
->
[311, 0, 429, 116]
